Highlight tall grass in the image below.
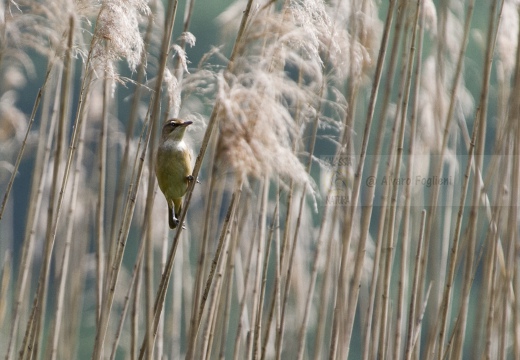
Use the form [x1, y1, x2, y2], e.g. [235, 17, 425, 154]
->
[0, 0, 517, 359]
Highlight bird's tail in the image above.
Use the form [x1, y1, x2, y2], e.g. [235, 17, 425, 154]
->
[173, 198, 182, 219]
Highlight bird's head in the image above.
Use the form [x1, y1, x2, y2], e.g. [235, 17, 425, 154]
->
[161, 118, 193, 141]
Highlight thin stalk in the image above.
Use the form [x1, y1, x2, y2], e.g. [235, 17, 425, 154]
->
[273, 176, 293, 358]
[108, 118, 153, 359]
[0, 251, 10, 325]
[433, 105, 481, 359]
[449, 133, 484, 360]
[274, 183, 289, 359]
[106, 5, 153, 279]
[260, 187, 280, 360]
[514, 185, 520, 355]
[483, 202, 503, 360]
[202, 254, 226, 360]
[329, 0, 397, 356]
[296, 178, 339, 360]
[156, 217, 170, 359]
[48, 70, 86, 359]
[171, 234, 187, 359]
[143, 141, 156, 360]
[206, 193, 248, 359]
[252, 178, 270, 359]
[502, 3, 519, 359]
[441, 202, 506, 360]
[373, 10, 414, 358]
[404, 210, 427, 360]
[383, 2, 421, 357]
[467, 215, 499, 359]
[396, 4, 425, 360]
[313, 217, 338, 359]
[25, 17, 79, 357]
[495, 7, 520, 357]
[379, 39, 412, 360]
[93, 98, 154, 359]
[182, 179, 243, 360]
[110, 245, 144, 360]
[368, 212, 391, 359]
[410, 283, 433, 352]
[218, 209, 242, 360]
[18, 8, 101, 357]
[435, 0, 493, 356]
[53, 112, 89, 360]
[3, 60, 58, 360]
[131, 259, 143, 360]
[329, 24, 366, 349]
[187, 135, 221, 355]
[420, 0, 475, 347]
[347, 0, 407, 356]
[17, 295, 37, 360]
[275, 184, 309, 360]
[201, 189, 248, 359]
[172, 0, 197, 87]
[195, 175, 230, 359]
[232, 220, 257, 360]
[96, 68, 110, 325]
[0, 70, 47, 220]
[497, 240, 509, 360]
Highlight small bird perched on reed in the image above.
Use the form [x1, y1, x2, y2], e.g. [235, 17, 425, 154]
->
[155, 118, 193, 229]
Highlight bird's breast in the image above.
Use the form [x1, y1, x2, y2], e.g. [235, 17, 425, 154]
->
[155, 140, 192, 200]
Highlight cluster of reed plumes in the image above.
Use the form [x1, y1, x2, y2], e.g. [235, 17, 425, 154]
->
[0, 0, 518, 358]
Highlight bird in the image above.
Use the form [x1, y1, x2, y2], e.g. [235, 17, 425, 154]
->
[155, 118, 193, 229]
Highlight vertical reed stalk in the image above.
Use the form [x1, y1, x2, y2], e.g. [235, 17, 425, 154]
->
[252, 178, 270, 359]
[183, 178, 243, 360]
[385, 3, 421, 358]
[24, 18, 79, 358]
[330, 0, 397, 356]
[420, 0, 476, 341]
[404, 210, 427, 359]
[3, 61, 57, 360]
[232, 218, 257, 360]
[49, 65, 86, 360]
[188, 135, 221, 354]
[96, 66, 110, 326]
[93, 98, 154, 358]
[108, 117, 154, 359]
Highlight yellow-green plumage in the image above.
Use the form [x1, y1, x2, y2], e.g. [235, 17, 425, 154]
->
[155, 119, 193, 229]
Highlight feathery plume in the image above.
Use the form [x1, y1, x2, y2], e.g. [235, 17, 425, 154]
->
[215, 0, 349, 185]
[497, 0, 519, 78]
[92, 0, 150, 78]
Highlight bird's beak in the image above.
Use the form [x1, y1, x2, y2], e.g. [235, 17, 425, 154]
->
[182, 121, 193, 126]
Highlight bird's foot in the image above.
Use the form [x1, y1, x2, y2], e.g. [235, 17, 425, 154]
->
[169, 216, 180, 229]
[186, 174, 201, 184]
